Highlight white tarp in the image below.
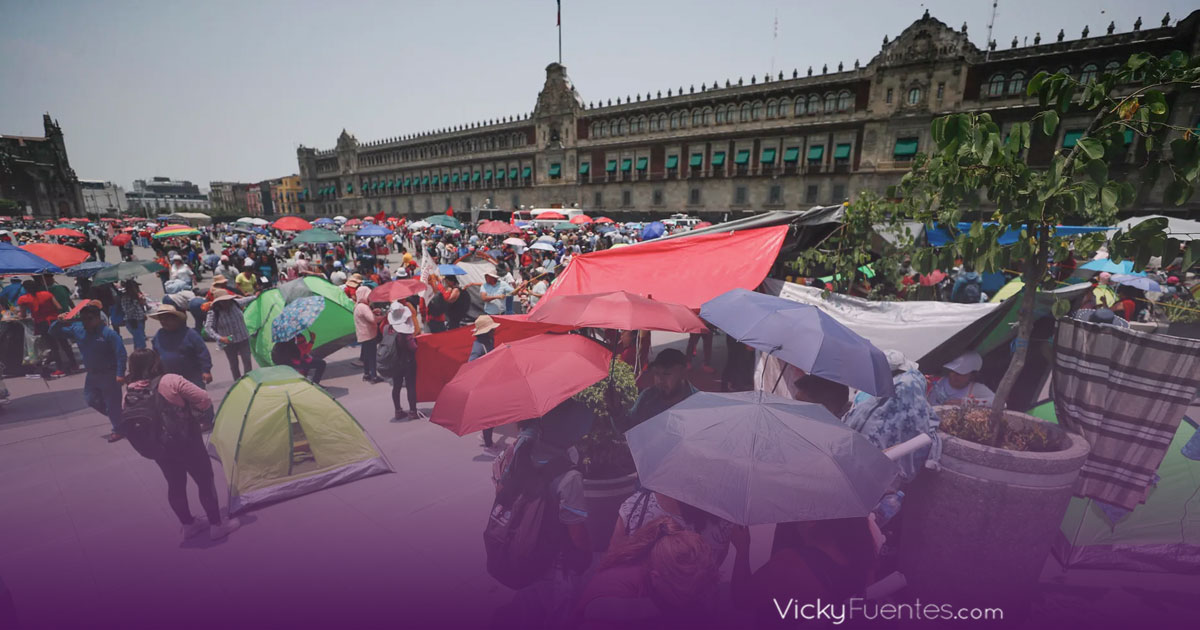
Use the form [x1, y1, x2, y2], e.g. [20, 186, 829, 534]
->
[1108, 215, 1200, 242]
[761, 278, 1000, 361]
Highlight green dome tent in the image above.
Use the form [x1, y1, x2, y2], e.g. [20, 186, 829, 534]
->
[209, 366, 392, 514]
[243, 276, 356, 367]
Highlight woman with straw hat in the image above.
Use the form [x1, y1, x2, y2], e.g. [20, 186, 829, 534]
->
[203, 289, 255, 380]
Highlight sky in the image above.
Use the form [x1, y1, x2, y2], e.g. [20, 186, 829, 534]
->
[1, 0, 1193, 192]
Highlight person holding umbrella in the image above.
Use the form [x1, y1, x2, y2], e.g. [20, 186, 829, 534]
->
[627, 349, 696, 430]
[149, 304, 212, 390]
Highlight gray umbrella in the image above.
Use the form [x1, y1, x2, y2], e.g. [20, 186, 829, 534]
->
[625, 390, 899, 526]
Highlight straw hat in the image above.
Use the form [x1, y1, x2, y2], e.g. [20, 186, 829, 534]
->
[211, 275, 228, 286]
[210, 288, 236, 304]
[147, 304, 188, 321]
[346, 273, 364, 288]
[472, 314, 500, 336]
[388, 301, 415, 334]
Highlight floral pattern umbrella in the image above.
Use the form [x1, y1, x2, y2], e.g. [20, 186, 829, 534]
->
[270, 295, 326, 342]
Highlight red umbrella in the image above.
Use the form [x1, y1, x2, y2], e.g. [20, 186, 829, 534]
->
[430, 333, 612, 436]
[569, 215, 593, 225]
[46, 228, 85, 238]
[693, 221, 713, 229]
[368, 279, 428, 303]
[528, 290, 707, 333]
[345, 218, 362, 226]
[477, 220, 515, 236]
[20, 243, 89, 268]
[537, 211, 566, 220]
[593, 217, 614, 224]
[272, 216, 312, 231]
[112, 233, 133, 247]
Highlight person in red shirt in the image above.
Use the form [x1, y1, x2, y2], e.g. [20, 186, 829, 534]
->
[18, 279, 77, 374]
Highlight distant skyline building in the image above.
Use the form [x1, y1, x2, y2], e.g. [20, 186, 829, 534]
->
[0, 114, 84, 218]
[79, 179, 128, 215]
[126, 174, 211, 216]
[296, 10, 1200, 219]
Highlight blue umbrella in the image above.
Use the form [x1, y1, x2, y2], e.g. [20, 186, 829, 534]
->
[65, 261, 113, 278]
[641, 221, 666, 240]
[251, 226, 268, 235]
[356, 224, 393, 237]
[313, 217, 335, 225]
[1109, 274, 1161, 292]
[700, 288, 894, 396]
[437, 264, 467, 276]
[1079, 259, 1137, 274]
[0, 243, 62, 274]
[626, 390, 899, 525]
[596, 225, 617, 234]
[529, 242, 556, 252]
[270, 295, 326, 341]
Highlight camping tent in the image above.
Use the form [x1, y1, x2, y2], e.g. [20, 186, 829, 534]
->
[1028, 402, 1200, 572]
[242, 276, 356, 367]
[209, 366, 392, 514]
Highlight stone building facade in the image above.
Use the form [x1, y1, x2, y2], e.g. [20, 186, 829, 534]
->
[0, 114, 85, 218]
[296, 10, 1200, 220]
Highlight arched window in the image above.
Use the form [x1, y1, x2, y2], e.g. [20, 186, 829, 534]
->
[677, 111, 688, 129]
[987, 73, 1005, 97]
[1079, 64, 1098, 84]
[702, 107, 713, 125]
[670, 113, 680, 130]
[779, 98, 791, 117]
[794, 98, 806, 116]
[599, 122, 608, 137]
[692, 109, 702, 126]
[1007, 71, 1026, 95]
[715, 107, 725, 124]
[659, 114, 668, 130]
[1103, 61, 1120, 76]
[589, 123, 596, 138]
[751, 102, 763, 120]
[1056, 66, 1072, 78]
[615, 119, 625, 135]
[908, 87, 922, 104]
[807, 94, 819, 114]
[766, 99, 778, 118]
[837, 90, 852, 111]
[824, 93, 836, 113]
[740, 103, 751, 122]
[638, 116, 647, 133]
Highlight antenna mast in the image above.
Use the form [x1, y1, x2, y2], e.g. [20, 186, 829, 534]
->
[985, 0, 998, 60]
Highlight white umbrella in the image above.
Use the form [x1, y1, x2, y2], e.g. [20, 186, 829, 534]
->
[536, 235, 555, 243]
[530, 242, 556, 252]
[333, 215, 347, 222]
[408, 220, 431, 229]
[503, 237, 527, 248]
[249, 218, 269, 226]
[236, 217, 255, 224]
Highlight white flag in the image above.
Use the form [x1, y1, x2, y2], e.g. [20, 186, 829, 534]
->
[419, 250, 438, 299]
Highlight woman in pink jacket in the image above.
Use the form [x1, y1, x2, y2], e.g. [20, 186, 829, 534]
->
[354, 285, 384, 383]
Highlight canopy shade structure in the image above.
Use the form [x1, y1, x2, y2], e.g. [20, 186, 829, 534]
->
[783, 147, 800, 162]
[579, 163, 590, 175]
[923, 223, 1111, 248]
[521, 167, 531, 178]
[807, 145, 824, 161]
[1108, 215, 1200, 242]
[665, 155, 679, 169]
[834, 144, 852, 159]
[20, 243, 88, 269]
[1062, 130, 1084, 148]
[510, 167, 519, 178]
[761, 148, 777, 164]
[532, 225, 787, 311]
[636, 157, 648, 171]
[893, 138, 919, 157]
[547, 164, 560, 177]
[0, 243, 63, 274]
[734, 150, 750, 165]
[689, 153, 703, 167]
[711, 152, 726, 167]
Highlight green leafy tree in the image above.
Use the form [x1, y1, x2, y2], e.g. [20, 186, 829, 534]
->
[896, 51, 1200, 417]
[792, 193, 915, 295]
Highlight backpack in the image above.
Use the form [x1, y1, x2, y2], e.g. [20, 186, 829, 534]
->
[122, 377, 193, 460]
[427, 292, 448, 318]
[483, 447, 576, 590]
[376, 328, 402, 377]
[956, 277, 982, 304]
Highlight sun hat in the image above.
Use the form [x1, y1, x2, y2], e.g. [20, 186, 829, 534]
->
[472, 314, 500, 336]
[346, 273, 364, 288]
[484, 270, 499, 280]
[211, 275, 228, 285]
[147, 303, 188, 321]
[387, 301, 415, 334]
[210, 288, 236, 304]
[943, 351, 983, 375]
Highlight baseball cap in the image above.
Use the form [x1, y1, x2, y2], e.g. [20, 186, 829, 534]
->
[943, 351, 983, 375]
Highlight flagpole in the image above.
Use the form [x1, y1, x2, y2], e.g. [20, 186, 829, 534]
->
[558, 0, 562, 64]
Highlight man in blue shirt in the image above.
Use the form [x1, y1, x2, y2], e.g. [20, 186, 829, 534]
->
[51, 304, 127, 442]
[480, 271, 515, 316]
[0, 278, 24, 305]
[149, 304, 212, 388]
[627, 349, 697, 430]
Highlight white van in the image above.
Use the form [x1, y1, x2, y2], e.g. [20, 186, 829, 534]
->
[511, 207, 585, 228]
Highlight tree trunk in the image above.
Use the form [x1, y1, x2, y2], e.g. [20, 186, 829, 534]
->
[990, 224, 1050, 419]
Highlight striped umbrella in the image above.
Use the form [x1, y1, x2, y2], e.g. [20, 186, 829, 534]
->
[20, 243, 90, 268]
[153, 225, 200, 239]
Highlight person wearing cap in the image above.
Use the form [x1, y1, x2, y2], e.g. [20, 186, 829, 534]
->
[213, 254, 237, 281]
[149, 304, 213, 389]
[470, 314, 501, 447]
[329, 261, 347, 286]
[480, 271, 515, 316]
[168, 254, 194, 289]
[50, 304, 127, 442]
[385, 301, 420, 421]
[927, 351, 995, 407]
[628, 349, 698, 430]
[118, 278, 149, 350]
[234, 259, 258, 296]
[203, 289, 256, 380]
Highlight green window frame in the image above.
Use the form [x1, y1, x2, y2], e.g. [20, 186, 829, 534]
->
[635, 157, 648, 171]
[433, 175, 441, 185]
[360, 183, 367, 192]
[807, 145, 825, 162]
[484, 170, 493, 181]
[496, 169, 506, 180]
[620, 159, 632, 172]
[471, 171, 480, 182]
[509, 167, 518, 179]
[834, 143, 852, 160]
[579, 162, 590, 175]
[404, 178, 411, 187]
[1061, 130, 1083, 148]
[734, 149, 750, 165]
[421, 176, 430, 185]
[782, 147, 800, 163]
[451, 173, 460, 184]
[346, 183, 353, 193]
[547, 164, 561, 177]
[665, 155, 679, 169]
[711, 151, 726, 166]
[761, 148, 777, 164]
[606, 160, 617, 173]
[521, 166, 531, 178]
[689, 153, 703, 167]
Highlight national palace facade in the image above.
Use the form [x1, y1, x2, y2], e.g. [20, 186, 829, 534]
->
[295, 10, 1200, 220]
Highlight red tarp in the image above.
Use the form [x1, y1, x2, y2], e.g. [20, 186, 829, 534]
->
[534, 225, 788, 310]
[415, 315, 573, 402]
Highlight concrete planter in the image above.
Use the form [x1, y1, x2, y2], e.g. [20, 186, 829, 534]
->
[1166, 322, 1200, 339]
[899, 408, 1090, 616]
[582, 473, 638, 552]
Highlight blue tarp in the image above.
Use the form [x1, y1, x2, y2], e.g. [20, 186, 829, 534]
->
[924, 223, 1110, 247]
